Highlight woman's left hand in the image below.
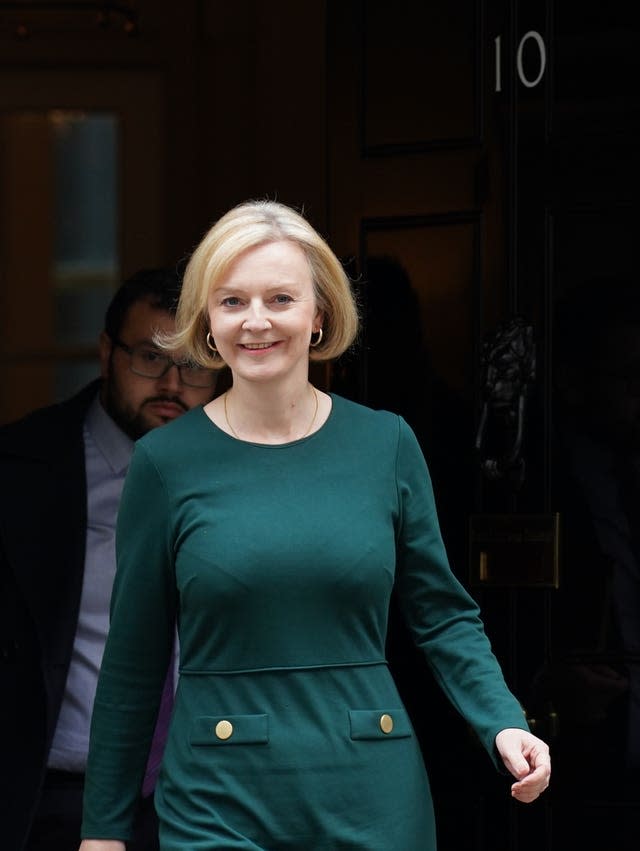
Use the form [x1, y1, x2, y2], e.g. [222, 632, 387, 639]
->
[495, 728, 551, 803]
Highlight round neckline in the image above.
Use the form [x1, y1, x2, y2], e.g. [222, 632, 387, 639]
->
[198, 393, 336, 448]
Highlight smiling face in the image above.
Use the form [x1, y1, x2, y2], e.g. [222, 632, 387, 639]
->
[207, 240, 323, 386]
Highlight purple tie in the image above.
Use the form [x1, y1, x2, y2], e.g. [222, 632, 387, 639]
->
[142, 660, 174, 798]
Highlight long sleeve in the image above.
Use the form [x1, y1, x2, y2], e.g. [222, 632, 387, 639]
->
[82, 444, 177, 840]
[392, 417, 528, 765]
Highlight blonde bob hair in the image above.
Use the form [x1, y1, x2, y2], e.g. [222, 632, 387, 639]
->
[165, 200, 359, 370]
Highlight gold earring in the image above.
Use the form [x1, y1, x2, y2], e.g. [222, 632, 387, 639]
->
[206, 332, 218, 354]
[310, 328, 323, 347]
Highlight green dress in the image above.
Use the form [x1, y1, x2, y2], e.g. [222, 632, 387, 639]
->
[82, 394, 528, 849]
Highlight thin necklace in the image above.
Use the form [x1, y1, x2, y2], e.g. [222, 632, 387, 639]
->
[224, 385, 319, 441]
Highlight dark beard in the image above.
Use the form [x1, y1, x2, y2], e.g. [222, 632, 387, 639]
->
[101, 378, 187, 440]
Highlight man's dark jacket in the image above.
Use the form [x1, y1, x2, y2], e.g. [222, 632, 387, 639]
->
[0, 381, 101, 850]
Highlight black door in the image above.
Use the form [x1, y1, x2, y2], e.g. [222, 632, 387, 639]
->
[327, 1, 639, 848]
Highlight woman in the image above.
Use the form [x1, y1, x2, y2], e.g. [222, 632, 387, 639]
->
[80, 200, 550, 850]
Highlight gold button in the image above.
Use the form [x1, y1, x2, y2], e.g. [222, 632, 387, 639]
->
[379, 713, 394, 734]
[215, 719, 233, 740]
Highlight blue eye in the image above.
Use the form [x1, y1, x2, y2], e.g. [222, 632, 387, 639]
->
[274, 294, 293, 304]
[221, 296, 240, 307]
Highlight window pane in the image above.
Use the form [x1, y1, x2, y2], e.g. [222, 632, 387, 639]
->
[51, 110, 119, 374]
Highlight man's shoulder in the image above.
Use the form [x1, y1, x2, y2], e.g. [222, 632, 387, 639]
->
[0, 380, 100, 457]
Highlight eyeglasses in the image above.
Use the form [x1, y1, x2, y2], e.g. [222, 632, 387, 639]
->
[111, 339, 216, 388]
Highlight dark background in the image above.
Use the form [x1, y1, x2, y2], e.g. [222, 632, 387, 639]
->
[1, 1, 638, 848]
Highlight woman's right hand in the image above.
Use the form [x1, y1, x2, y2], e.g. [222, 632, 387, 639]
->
[78, 842, 126, 851]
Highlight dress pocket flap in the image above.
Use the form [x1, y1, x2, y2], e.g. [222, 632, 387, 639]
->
[349, 708, 412, 740]
[190, 714, 269, 746]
